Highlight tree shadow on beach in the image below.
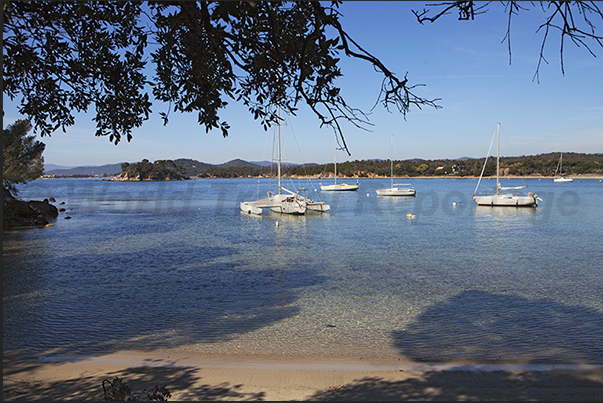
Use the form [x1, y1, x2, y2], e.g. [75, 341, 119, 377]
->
[4, 289, 603, 401]
[3, 360, 265, 401]
[7, 361, 601, 401]
[308, 370, 603, 401]
[309, 289, 603, 401]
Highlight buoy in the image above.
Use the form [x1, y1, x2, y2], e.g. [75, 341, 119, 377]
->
[452, 202, 457, 206]
[367, 193, 370, 197]
[275, 221, 279, 227]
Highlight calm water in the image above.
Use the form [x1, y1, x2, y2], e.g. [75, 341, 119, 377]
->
[3, 177, 603, 365]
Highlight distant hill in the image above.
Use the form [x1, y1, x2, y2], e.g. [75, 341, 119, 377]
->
[219, 159, 261, 168]
[44, 163, 75, 171]
[45, 163, 124, 176]
[173, 158, 263, 176]
[173, 158, 215, 176]
[250, 160, 319, 167]
[41, 153, 602, 178]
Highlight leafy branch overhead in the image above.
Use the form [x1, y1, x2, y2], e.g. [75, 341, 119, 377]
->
[3, 1, 602, 154]
[3, 1, 437, 154]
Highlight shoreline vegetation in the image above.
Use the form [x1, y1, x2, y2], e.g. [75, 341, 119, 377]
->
[43, 173, 603, 180]
[42, 152, 602, 180]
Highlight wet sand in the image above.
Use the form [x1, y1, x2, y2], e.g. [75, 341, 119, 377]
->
[4, 351, 603, 401]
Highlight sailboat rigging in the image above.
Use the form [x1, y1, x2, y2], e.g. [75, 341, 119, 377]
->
[553, 152, 573, 183]
[473, 123, 540, 207]
[240, 107, 330, 215]
[320, 132, 359, 191]
[375, 134, 415, 197]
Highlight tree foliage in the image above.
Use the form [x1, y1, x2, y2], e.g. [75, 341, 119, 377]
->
[3, 1, 440, 154]
[117, 159, 189, 180]
[3, 119, 45, 193]
[183, 152, 602, 178]
[3, 1, 602, 154]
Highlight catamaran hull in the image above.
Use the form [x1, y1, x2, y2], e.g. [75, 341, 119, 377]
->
[269, 204, 306, 214]
[240, 202, 263, 215]
[240, 193, 307, 215]
[306, 202, 331, 211]
[376, 187, 416, 196]
[473, 194, 538, 207]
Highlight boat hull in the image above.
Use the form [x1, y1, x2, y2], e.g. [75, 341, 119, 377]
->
[320, 184, 358, 191]
[240, 193, 307, 215]
[376, 187, 416, 197]
[554, 177, 573, 183]
[306, 201, 331, 211]
[473, 193, 538, 207]
[269, 204, 306, 214]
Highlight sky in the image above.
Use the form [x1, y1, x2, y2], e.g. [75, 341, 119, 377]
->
[3, 1, 603, 168]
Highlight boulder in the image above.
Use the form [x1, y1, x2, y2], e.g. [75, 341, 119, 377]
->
[3, 187, 59, 229]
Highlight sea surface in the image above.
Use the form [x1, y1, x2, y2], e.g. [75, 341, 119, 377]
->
[3, 177, 603, 365]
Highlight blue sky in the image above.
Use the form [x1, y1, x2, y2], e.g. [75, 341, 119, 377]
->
[3, 1, 602, 167]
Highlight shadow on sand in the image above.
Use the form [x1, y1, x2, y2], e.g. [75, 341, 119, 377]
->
[4, 290, 602, 401]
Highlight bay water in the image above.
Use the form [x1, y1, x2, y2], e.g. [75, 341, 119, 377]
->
[3, 177, 602, 365]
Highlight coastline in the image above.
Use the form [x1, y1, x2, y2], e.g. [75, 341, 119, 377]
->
[4, 351, 603, 401]
[39, 174, 603, 180]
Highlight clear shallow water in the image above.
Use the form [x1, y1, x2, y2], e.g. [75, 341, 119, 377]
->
[3, 177, 603, 364]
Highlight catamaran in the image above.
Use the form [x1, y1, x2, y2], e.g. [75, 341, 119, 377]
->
[553, 152, 573, 183]
[473, 123, 540, 207]
[376, 134, 415, 197]
[240, 108, 330, 214]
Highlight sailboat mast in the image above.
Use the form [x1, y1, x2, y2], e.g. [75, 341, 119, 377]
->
[333, 133, 337, 185]
[277, 106, 282, 193]
[496, 122, 500, 195]
[390, 134, 394, 188]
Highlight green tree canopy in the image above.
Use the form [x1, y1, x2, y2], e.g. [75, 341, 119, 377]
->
[116, 158, 189, 180]
[3, 119, 46, 194]
[3, 1, 439, 154]
[3, 1, 602, 153]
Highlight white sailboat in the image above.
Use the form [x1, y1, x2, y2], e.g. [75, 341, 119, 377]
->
[473, 123, 540, 207]
[320, 133, 358, 191]
[553, 152, 573, 183]
[376, 134, 416, 197]
[241, 108, 329, 215]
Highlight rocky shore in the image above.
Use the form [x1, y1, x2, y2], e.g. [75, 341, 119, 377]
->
[2, 187, 59, 229]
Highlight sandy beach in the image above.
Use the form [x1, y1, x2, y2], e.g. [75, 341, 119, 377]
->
[4, 351, 603, 401]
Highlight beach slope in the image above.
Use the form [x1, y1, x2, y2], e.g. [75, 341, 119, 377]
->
[4, 353, 603, 401]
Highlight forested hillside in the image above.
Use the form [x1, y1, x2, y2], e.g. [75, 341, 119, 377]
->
[187, 153, 602, 178]
[49, 153, 601, 179]
[114, 159, 189, 181]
